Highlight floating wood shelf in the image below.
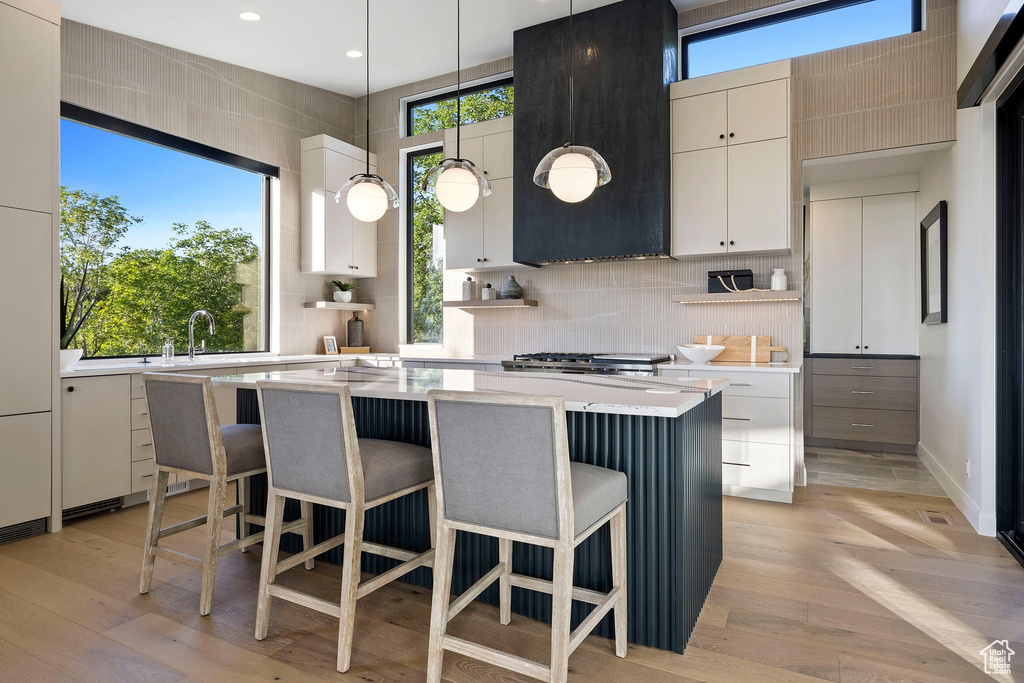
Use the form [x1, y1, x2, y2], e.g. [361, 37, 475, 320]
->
[442, 299, 538, 309]
[673, 291, 802, 305]
[304, 301, 376, 311]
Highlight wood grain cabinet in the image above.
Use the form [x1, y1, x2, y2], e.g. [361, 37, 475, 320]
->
[442, 117, 516, 271]
[669, 63, 790, 258]
[300, 134, 378, 277]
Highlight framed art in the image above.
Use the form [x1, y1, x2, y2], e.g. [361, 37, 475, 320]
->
[322, 335, 339, 354]
[921, 200, 948, 324]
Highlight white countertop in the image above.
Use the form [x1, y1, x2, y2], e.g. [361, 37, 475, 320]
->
[59, 353, 397, 378]
[210, 366, 729, 418]
[398, 354, 507, 364]
[659, 360, 802, 374]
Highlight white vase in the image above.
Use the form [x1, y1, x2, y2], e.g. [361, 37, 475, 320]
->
[771, 268, 788, 292]
[334, 290, 353, 303]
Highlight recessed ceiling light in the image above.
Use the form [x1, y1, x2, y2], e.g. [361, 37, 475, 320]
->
[346, 50, 363, 58]
[238, 11, 261, 21]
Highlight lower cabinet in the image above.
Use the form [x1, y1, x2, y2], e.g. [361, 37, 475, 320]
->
[0, 412, 52, 528]
[661, 367, 798, 503]
[62, 375, 131, 510]
[402, 360, 505, 372]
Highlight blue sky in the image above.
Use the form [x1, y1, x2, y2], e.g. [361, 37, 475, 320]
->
[689, 0, 915, 78]
[60, 119, 263, 251]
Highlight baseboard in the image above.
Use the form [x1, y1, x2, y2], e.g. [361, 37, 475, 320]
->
[723, 484, 793, 504]
[806, 437, 917, 454]
[917, 442, 997, 536]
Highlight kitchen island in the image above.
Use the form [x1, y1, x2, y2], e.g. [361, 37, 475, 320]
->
[212, 367, 726, 654]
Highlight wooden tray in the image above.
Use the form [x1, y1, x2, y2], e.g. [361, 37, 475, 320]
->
[340, 347, 370, 354]
[695, 335, 787, 363]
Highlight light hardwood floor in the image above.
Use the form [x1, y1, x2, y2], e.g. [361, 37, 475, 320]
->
[806, 447, 947, 497]
[0, 482, 1020, 682]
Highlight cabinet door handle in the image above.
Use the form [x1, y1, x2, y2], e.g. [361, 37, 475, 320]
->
[67, 386, 75, 392]
[851, 391, 874, 394]
[720, 241, 725, 246]
[723, 417, 750, 421]
[723, 461, 750, 467]
[729, 132, 735, 138]
[729, 240, 735, 246]
[851, 366, 874, 369]
[851, 423, 874, 428]
[719, 134, 725, 139]
[477, 258, 482, 262]
[141, 442, 153, 447]
[141, 474, 153, 479]
[482, 257, 489, 262]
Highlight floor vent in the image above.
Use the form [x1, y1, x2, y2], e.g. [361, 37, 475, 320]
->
[0, 518, 47, 546]
[166, 481, 190, 496]
[918, 509, 953, 525]
[63, 497, 122, 522]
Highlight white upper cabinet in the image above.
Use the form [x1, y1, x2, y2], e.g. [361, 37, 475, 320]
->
[300, 135, 378, 278]
[810, 190, 917, 355]
[669, 62, 791, 258]
[442, 117, 517, 271]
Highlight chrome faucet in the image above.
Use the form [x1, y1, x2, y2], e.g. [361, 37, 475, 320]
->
[188, 310, 215, 361]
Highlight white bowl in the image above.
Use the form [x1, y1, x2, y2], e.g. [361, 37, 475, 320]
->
[676, 344, 725, 365]
[60, 349, 83, 368]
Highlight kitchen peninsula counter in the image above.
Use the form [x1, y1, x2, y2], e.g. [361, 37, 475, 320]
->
[214, 367, 725, 654]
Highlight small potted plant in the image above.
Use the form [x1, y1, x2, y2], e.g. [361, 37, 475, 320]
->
[331, 281, 356, 304]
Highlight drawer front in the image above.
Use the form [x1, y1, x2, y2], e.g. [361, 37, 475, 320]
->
[131, 459, 154, 493]
[131, 429, 155, 463]
[812, 407, 918, 445]
[131, 398, 150, 431]
[812, 358, 918, 378]
[131, 373, 146, 399]
[812, 375, 918, 412]
[686, 369, 790, 399]
[722, 440, 791, 492]
[721, 396, 790, 445]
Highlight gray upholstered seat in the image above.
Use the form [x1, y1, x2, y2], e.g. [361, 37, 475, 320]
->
[569, 462, 627, 537]
[221, 424, 268, 476]
[359, 439, 433, 502]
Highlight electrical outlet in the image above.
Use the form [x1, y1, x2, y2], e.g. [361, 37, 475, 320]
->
[966, 459, 971, 478]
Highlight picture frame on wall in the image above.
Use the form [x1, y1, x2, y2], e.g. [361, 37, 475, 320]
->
[921, 200, 948, 324]
[322, 335, 339, 354]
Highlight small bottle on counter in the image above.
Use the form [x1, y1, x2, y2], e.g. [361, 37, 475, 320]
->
[771, 268, 788, 292]
[161, 338, 174, 360]
[481, 283, 497, 300]
[462, 276, 476, 301]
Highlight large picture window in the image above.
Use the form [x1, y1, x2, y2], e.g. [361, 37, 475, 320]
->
[59, 104, 274, 359]
[408, 148, 445, 344]
[681, 0, 921, 79]
[407, 78, 514, 136]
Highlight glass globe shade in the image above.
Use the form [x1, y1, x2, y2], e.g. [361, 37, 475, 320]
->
[346, 181, 388, 222]
[435, 166, 481, 212]
[548, 152, 599, 203]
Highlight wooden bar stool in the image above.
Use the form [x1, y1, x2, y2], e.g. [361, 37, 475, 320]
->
[139, 373, 313, 616]
[253, 381, 436, 673]
[425, 390, 628, 683]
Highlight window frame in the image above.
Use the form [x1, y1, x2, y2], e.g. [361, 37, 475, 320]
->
[679, 0, 923, 80]
[405, 76, 514, 138]
[59, 102, 276, 359]
[406, 144, 445, 345]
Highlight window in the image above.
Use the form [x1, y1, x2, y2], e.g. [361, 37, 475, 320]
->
[407, 148, 445, 344]
[681, 0, 921, 79]
[407, 78, 514, 136]
[59, 104, 275, 359]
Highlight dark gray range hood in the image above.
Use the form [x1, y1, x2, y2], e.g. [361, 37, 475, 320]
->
[512, 0, 678, 266]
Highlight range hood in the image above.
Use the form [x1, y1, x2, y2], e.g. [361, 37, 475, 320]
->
[512, 0, 677, 266]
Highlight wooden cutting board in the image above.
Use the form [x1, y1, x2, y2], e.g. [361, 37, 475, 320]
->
[695, 335, 787, 363]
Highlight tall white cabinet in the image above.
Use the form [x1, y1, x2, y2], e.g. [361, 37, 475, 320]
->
[670, 61, 790, 257]
[810, 187, 918, 355]
[300, 135, 378, 278]
[0, 0, 59, 535]
[442, 117, 516, 271]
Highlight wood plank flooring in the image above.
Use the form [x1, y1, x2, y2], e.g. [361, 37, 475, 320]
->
[0, 483, 1020, 681]
[806, 447, 947, 497]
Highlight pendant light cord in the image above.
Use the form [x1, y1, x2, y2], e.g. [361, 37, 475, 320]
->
[456, 0, 462, 160]
[364, 0, 371, 176]
[568, 0, 574, 146]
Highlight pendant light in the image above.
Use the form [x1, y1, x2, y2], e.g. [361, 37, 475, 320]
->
[533, 0, 611, 203]
[337, 0, 398, 223]
[422, 0, 491, 213]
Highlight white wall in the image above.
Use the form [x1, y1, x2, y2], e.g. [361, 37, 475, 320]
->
[916, 104, 997, 535]
[957, 0, 1012, 83]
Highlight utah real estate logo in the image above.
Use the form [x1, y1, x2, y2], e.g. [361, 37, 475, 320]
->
[980, 640, 1014, 675]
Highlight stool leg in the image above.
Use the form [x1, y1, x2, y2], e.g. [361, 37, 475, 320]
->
[238, 476, 250, 553]
[498, 538, 512, 625]
[198, 477, 227, 616]
[300, 500, 315, 570]
[427, 525, 456, 683]
[336, 504, 365, 673]
[610, 506, 628, 658]
[255, 492, 286, 640]
[427, 484, 437, 550]
[549, 543, 574, 683]
[139, 469, 170, 594]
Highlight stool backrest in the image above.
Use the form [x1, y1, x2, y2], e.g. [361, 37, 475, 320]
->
[426, 390, 573, 541]
[256, 381, 362, 503]
[143, 373, 225, 477]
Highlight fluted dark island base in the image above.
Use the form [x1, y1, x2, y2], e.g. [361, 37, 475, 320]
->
[239, 390, 722, 654]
